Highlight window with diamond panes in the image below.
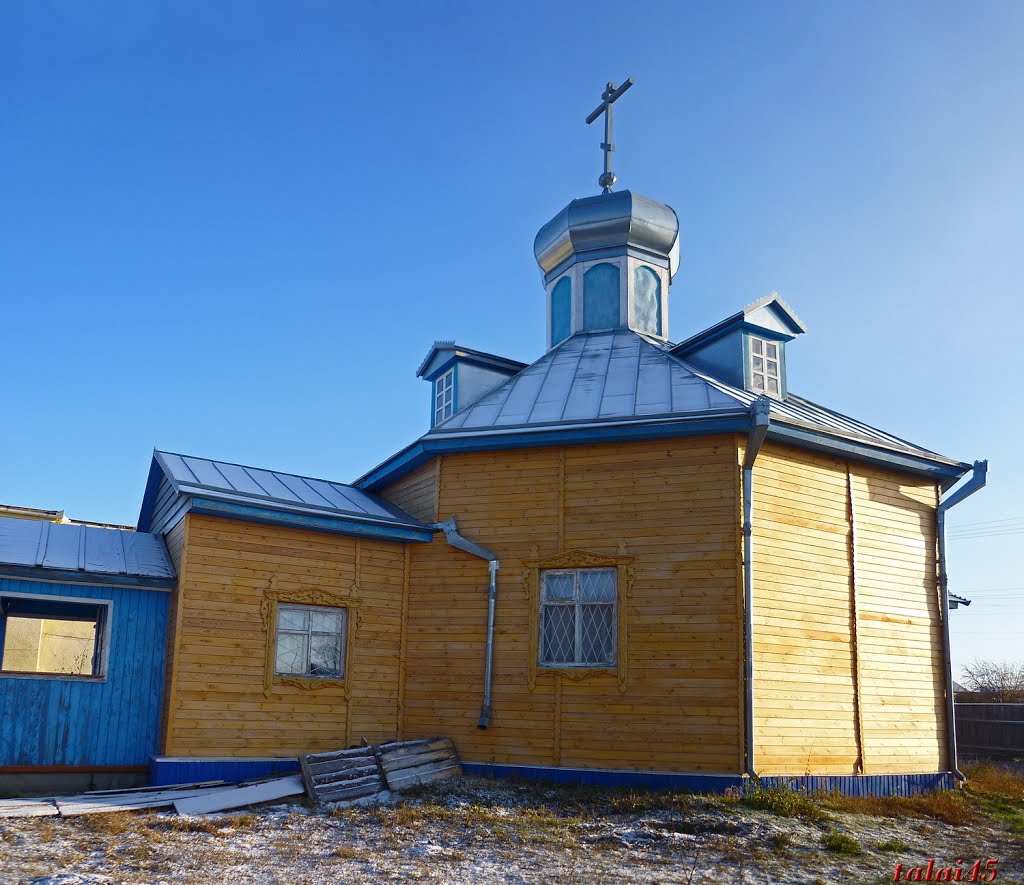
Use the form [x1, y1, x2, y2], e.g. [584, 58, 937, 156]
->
[434, 368, 454, 426]
[539, 568, 617, 666]
[274, 603, 346, 679]
[749, 336, 780, 396]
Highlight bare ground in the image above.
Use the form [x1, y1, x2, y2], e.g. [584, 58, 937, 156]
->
[1, 770, 1022, 884]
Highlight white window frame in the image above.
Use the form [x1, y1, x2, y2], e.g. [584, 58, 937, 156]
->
[0, 590, 113, 681]
[274, 602, 347, 680]
[539, 568, 617, 667]
[749, 335, 781, 396]
[434, 368, 454, 426]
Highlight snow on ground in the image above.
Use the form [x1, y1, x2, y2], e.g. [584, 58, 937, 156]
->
[1, 776, 1022, 884]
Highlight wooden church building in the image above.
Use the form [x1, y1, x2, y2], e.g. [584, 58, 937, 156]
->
[0, 111, 987, 796]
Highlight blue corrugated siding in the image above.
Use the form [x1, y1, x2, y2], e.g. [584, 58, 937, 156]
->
[462, 763, 956, 797]
[150, 758, 299, 786]
[756, 773, 957, 797]
[463, 762, 744, 793]
[0, 578, 169, 768]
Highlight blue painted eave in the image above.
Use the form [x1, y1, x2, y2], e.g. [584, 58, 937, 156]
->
[0, 565, 175, 591]
[356, 414, 752, 490]
[189, 497, 435, 543]
[356, 412, 968, 492]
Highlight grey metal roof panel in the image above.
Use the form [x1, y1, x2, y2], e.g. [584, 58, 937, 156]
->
[427, 328, 956, 465]
[152, 451, 429, 530]
[0, 517, 175, 581]
[433, 329, 731, 431]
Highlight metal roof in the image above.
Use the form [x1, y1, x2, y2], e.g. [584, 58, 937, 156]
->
[435, 329, 740, 431]
[151, 451, 429, 531]
[0, 517, 175, 583]
[429, 328, 958, 465]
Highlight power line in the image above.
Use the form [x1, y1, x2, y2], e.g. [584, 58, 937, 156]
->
[948, 529, 1024, 540]
[948, 515, 1024, 530]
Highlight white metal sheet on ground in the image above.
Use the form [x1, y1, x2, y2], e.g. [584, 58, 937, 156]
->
[57, 785, 233, 816]
[0, 800, 59, 818]
[173, 775, 304, 815]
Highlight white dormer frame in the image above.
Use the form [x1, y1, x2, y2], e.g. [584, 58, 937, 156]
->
[433, 368, 455, 427]
[746, 334, 784, 398]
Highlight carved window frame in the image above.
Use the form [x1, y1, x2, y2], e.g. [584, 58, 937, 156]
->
[259, 577, 360, 699]
[523, 549, 634, 694]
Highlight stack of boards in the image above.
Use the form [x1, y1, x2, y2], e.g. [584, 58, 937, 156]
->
[300, 737, 461, 806]
[0, 736, 460, 818]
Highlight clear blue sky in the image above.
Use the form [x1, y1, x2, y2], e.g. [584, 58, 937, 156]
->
[2, 2, 1021, 677]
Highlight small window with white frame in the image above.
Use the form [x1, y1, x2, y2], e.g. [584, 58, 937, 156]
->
[0, 592, 111, 678]
[274, 603, 346, 679]
[749, 336, 781, 396]
[539, 568, 616, 667]
[434, 368, 454, 426]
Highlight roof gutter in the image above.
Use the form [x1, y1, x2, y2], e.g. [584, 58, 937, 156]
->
[742, 396, 771, 780]
[936, 459, 988, 782]
[435, 518, 499, 729]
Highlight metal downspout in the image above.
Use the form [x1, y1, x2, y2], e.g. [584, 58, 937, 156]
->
[742, 397, 772, 780]
[435, 518, 500, 729]
[936, 460, 988, 782]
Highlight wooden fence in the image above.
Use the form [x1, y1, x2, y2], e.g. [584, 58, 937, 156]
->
[955, 704, 1024, 758]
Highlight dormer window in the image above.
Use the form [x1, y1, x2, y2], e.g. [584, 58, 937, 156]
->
[434, 368, 454, 426]
[749, 336, 780, 396]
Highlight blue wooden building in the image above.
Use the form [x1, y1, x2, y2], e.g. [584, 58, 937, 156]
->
[0, 517, 175, 791]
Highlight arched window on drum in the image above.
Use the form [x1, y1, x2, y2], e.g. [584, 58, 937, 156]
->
[582, 263, 620, 331]
[633, 266, 662, 336]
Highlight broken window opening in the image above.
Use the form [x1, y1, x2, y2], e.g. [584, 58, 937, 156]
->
[0, 593, 110, 678]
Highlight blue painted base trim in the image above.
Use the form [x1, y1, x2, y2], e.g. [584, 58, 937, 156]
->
[463, 763, 957, 797]
[755, 772, 957, 798]
[149, 757, 299, 787]
[462, 762, 743, 793]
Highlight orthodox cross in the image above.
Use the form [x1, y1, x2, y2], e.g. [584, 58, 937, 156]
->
[586, 77, 634, 194]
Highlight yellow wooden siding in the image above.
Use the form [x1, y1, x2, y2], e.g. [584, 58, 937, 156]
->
[379, 460, 438, 524]
[164, 514, 405, 756]
[750, 445, 859, 774]
[850, 466, 946, 773]
[749, 443, 945, 775]
[393, 437, 743, 773]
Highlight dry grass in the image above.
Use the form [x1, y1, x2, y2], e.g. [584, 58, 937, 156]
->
[963, 762, 1024, 834]
[331, 845, 360, 859]
[818, 789, 977, 826]
[166, 816, 226, 835]
[964, 762, 1024, 798]
[79, 811, 141, 835]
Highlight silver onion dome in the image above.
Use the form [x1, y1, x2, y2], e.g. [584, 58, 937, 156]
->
[533, 190, 680, 285]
